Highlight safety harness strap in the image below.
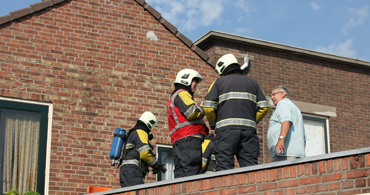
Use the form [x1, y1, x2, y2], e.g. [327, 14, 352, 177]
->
[114, 134, 127, 139]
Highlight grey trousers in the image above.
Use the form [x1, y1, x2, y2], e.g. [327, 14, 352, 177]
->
[172, 136, 203, 178]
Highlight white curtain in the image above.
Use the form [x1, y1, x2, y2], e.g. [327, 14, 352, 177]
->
[1, 108, 40, 194]
[159, 151, 174, 180]
[304, 118, 326, 157]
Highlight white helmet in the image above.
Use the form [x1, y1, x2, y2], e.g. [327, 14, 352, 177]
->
[215, 54, 239, 75]
[174, 69, 203, 86]
[138, 111, 158, 131]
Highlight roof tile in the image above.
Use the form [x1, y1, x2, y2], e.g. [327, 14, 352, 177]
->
[176, 32, 193, 48]
[191, 45, 209, 61]
[143, 3, 161, 20]
[159, 17, 177, 34]
[31, 1, 52, 12]
[135, 0, 145, 6]
[0, 15, 10, 25]
[207, 58, 216, 68]
[51, 0, 65, 4]
[10, 8, 31, 20]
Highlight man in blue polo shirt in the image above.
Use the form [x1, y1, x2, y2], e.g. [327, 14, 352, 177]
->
[267, 86, 306, 162]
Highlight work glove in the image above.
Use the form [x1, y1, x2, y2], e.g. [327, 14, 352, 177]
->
[152, 163, 167, 174]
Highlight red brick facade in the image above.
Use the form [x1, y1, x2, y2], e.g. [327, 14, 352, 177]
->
[195, 32, 370, 164]
[0, 0, 216, 194]
[1, 0, 370, 194]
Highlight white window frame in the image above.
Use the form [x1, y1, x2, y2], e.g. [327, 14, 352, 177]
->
[155, 144, 174, 181]
[302, 114, 330, 155]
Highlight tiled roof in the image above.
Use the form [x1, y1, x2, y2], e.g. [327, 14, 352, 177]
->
[0, 0, 216, 68]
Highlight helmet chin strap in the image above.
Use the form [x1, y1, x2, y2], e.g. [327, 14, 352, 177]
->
[172, 83, 194, 97]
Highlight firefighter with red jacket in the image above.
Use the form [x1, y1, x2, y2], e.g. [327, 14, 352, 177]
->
[203, 54, 270, 171]
[167, 69, 209, 178]
[119, 111, 165, 187]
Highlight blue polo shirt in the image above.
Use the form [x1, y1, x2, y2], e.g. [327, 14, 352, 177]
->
[267, 98, 306, 158]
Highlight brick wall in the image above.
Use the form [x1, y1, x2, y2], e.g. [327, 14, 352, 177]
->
[108, 150, 370, 195]
[2, 1, 370, 194]
[0, 0, 216, 194]
[196, 36, 370, 164]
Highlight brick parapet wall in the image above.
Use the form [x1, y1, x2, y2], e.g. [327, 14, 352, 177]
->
[102, 148, 370, 195]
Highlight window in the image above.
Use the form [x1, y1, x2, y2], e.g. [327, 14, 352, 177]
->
[0, 100, 49, 195]
[303, 116, 329, 157]
[156, 146, 174, 181]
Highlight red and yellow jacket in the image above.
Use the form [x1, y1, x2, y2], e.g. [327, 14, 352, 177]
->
[167, 89, 209, 143]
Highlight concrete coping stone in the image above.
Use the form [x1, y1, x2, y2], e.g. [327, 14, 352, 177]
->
[85, 146, 370, 195]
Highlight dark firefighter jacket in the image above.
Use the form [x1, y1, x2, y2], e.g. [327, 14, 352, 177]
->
[121, 122, 157, 173]
[202, 135, 216, 173]
[203, 70, 270, 131]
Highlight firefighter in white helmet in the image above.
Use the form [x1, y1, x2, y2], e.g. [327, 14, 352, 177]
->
[203, 54, 270, 170]
[201, 133, 217, 173]
[167, 69, 209, 178]
[119, 111, 166, 187]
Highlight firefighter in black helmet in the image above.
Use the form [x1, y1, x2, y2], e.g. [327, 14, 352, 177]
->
[119, 111, 166, 187]
[203, 54, 270, 171]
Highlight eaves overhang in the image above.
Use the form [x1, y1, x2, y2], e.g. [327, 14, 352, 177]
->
[194, 30, 370, 69]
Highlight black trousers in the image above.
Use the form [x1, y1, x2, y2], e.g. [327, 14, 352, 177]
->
[119, 164, 144, 187]
[172, 136, 202, 178]
[214, 128, 260, 171]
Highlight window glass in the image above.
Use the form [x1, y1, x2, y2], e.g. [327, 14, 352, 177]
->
[303, 116, 328, 156]
[156, 146, 174, 181]
[0, 100, 48, 195]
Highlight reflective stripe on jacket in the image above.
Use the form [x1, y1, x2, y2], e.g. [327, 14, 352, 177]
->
[124, 129, 157, 167]
[203, 73, 270, 131]
[167, 89, 208, 144]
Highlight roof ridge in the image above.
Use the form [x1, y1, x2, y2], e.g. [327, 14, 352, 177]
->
[0, 0, 64, 24]
[0, 0, 215, 68]
[137, 0, 214, 67]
